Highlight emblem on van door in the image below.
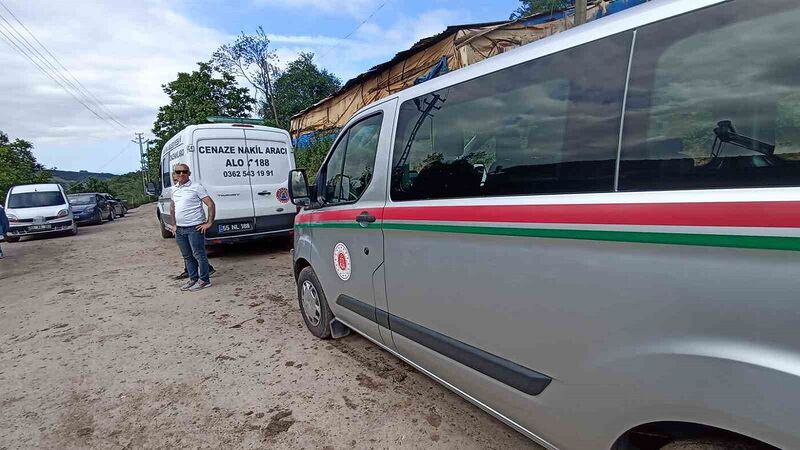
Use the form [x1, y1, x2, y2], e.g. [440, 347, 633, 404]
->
[333, 243, 351, 281]
[276, 187, 290, 204]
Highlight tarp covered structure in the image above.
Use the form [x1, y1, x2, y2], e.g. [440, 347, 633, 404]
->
[290, 0, 648, 142]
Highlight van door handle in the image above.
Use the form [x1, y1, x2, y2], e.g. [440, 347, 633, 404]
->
[257, 191, 271, 196]
[355, 212, 376, 224]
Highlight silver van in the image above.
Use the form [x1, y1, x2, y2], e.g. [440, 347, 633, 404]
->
[289, 1, 799, 448]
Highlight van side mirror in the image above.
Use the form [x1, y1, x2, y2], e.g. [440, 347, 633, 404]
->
[289, 169, 311, 206]
[145, 181, 159, 197]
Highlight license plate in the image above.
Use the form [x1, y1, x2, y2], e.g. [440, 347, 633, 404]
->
[218, 222, 253, 234]
[29, 224, 52, 231]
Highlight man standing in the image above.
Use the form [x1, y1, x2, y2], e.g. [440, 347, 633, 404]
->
[0, 205, 9, 259]
[170, 171, 215, 280]
[170, 163, 215, 291]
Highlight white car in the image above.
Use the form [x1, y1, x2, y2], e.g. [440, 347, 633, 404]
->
[4, 183, 77, 242]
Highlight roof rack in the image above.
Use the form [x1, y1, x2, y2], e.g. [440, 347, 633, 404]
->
[206, 116, 265, 125]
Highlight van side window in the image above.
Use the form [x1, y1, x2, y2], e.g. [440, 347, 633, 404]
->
[162, 157, 171, 189]
[619, 0, 800, 191]
[390, 32, 631, 201]
[322, 114, 383, 205]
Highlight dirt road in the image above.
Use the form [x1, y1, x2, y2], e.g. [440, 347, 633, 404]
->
[0, 207, 540, 449]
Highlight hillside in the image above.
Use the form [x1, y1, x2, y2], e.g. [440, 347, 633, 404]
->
[50, 169, 117, 184]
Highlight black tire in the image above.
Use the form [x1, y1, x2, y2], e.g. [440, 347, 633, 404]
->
[108, 210, 115, 221]
[297, 266, 333, 339]
[69, 222, 78, 236]
[661, 439, 762, 450]
[159, 218, 173, 239]
[93, 211, 103, 225]
[5, 236, 20, 243]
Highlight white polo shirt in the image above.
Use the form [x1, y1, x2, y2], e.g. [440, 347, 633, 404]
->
[171, 180, 210, 227]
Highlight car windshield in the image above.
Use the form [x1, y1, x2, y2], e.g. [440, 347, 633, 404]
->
[7, 191, 65, 208]
[68, 195, 95, 205]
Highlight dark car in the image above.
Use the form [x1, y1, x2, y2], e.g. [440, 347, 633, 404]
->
[100, 193, 126, 217]
[68, 193, 114, 225]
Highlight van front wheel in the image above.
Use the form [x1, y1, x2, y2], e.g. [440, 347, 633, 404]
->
[297, 267, 333, 339]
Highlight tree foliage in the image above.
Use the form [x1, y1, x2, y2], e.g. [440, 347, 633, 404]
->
[149, 62, 254, 182]
[213, 27, 280, 124]
[270, 52, 341, 130]
[0, 131, 51, 201]
[510, 0, 570, 19]
[294, 133, 336, 181]
[67, 176, 111, 195]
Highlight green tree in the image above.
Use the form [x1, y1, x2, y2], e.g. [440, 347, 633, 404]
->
[510, 0, 570, 19]
[213, 27, 281, 124]
[294, 132, 337, 180]
[0, 131, 51, 201]
[149, 62, 254, 181]
[67, 176, 112, 195]
[270, 52, 341, 130]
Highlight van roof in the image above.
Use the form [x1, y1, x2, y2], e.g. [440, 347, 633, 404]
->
[10, 183, 62, 193]
[161, 123, 291, 157]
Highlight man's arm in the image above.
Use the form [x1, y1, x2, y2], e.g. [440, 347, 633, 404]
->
[196, 196, 215, 234]
[169, 199, 176, 233]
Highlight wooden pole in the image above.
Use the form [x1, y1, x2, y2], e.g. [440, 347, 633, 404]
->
[575, 0, 588, 25]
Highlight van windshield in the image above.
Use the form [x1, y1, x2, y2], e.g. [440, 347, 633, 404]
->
[8, 191, 65, 208]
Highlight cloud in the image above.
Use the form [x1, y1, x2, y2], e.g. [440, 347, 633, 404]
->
[0, 0, 476, 172]
[252, 0, 381, 18]
[0, 0, 229, 147]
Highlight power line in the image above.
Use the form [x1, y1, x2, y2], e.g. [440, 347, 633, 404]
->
[96, 144, 135, 172]
[0, 1, 128, 130]
[0, 0, 128, 129]
[0, 24, 114, 125]
[317, 1, 387, 63]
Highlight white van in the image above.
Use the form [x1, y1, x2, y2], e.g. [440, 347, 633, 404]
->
[155, 123, 296, 243]
[4, 183, 77, 242]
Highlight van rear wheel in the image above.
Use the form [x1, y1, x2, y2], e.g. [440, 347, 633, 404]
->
[159, 218, 173, 239]
[660, 439, 762, 450]
[297, 267, 333, 339]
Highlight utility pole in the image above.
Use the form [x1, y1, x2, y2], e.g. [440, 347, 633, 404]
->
[575, 0, 588, 26]
[132, 133, 147, 194]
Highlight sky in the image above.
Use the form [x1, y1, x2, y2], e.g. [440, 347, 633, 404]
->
[0, 0, 519, 174]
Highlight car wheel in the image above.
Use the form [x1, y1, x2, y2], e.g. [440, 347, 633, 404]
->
[159, 218, 173, 239]
[70, 222, 78, 235]
[6, 236, 20, 243]
[660, 439, 762, 450]
[94, 211, 103, 224]
[297, 266, 333, 339]
[109, 210, 115, 221]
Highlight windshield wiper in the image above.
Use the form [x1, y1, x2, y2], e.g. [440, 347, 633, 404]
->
[711, 120, 775, 158]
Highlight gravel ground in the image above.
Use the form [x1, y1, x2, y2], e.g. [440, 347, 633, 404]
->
[0, 206, 540, 450]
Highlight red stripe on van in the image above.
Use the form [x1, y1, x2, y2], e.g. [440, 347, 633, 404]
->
[295, 208, 385, 224]
[297, 202, 800, 228]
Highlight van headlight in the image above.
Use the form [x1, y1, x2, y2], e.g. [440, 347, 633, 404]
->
[56, 209, 68, 218]
[7, 214, 18, 222]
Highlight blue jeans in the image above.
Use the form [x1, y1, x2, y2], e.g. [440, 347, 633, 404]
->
[175, 226, 209, 283]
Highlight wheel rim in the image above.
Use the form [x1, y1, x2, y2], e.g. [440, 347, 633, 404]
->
[301, 280, 322, 327]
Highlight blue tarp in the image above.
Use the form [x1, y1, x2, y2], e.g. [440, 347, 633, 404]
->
[521, 0, 648, 25]
[414, 56, 450, 85]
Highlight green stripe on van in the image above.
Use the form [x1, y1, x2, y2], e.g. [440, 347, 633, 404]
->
[297, 221, 800, 251]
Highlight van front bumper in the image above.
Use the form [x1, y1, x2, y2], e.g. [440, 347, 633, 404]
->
[8, 219, 74, 236]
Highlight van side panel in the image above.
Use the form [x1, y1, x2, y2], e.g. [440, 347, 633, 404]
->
[382, 191, 800, 449]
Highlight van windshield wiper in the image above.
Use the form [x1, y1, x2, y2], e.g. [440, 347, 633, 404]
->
[711, 120, 775, 158]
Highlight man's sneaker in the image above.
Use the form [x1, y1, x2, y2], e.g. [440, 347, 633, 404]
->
[180, 280, 197, 291]
[208, 266, 216, 277]
[174, 270, 189, 280]
[189, 280, 212, 291]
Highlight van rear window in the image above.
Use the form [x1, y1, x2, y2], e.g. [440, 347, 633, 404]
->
[8, 191, 65, 208]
